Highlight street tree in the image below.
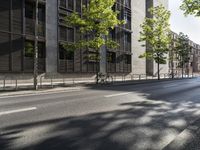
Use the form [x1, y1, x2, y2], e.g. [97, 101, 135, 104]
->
[63, 0, 125, 83]
[139, 5, 171, 80]
[180, 0, 200, 16]
[174, 32, 191, 78]
[168, 32, 176, 79]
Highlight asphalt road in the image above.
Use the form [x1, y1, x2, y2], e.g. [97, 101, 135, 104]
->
[1, 78, 200, 150]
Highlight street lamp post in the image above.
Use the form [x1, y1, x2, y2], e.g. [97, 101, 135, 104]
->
[34, 0, 39, 90]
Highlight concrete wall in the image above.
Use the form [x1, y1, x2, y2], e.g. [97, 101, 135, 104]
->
[46, 0, 58, 73]
[131, 0, 146, 74]
[146, 0, 154, 75]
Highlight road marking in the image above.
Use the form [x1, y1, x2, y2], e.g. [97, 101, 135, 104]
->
[104, 92, 132, 98]
[0, 88, 81, 99]
[0, 107, 37, 116]
[163, 84, 177, 88]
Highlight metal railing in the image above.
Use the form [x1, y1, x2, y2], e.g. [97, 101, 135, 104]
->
[0, 73, 198, 91]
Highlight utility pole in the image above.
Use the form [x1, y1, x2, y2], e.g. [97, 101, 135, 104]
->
[34, 0, 39, 90]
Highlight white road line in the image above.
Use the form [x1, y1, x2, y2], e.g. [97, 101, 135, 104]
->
[0, 88, 81, 99]
[163, 84, 177, 88]
[0, 107, 37, 116]
[104, 92, 132, 98]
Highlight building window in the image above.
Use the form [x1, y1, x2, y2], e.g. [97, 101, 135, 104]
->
[38, 42, 45, 58]
[25, 40, 34, 57]
[124, 32, 131, 51]
[109, 29, 116, 41]
[38, 5, 45, 22]
[59, 44, 74, 60]
[124, 54, 131, 64]
[60, 0, 66, 8]
[88, 52, 98, 62]
[59, 45, 65, 59]
[25, 40, 45, 58]
[76, 0, 81, 12]
[25, 2, 34, 19]
[66, 50, 74, 60]
[124, 9, 131, 29]
[67, 0, 74, 10]
[67, 28, 74, 42]
[60, 26, 74, 42]
[76, 29, 81, 41]
[25, 2, 45, 37]
[60, 26, 67, 41]
[107, 52, 116, 63]
[124, 0, 131, 8]
[82, 0, 87, 7]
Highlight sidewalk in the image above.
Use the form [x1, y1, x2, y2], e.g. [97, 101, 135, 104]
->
[0, 77, 195, 98]
[0, 74, 195, 91]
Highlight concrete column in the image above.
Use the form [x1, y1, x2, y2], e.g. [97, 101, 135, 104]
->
[132, 0, 146, 74]
[100, 45, 107, 74]
[46, 0, 58, 73]
[146, 0, 154, 76]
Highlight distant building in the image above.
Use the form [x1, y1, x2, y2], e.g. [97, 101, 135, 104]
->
[170, 31, 200, 76]
[190, 41, 200, 72]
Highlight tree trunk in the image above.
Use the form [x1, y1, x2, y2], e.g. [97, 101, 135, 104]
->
[157, 62, 160, 80]
[171, 62, 174, 79]
[34, 0, 39, 90]
[182, 63, 184, 79]
[171, 50, 174, 79]
[95, 50, 99, 84]
[187, 63, 189, 77]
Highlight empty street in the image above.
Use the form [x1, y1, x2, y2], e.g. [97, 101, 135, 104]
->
[1, 78, 200, 150]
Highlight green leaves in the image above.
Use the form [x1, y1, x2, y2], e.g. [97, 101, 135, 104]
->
[106, 38, 119, 49]
[139, 5, 171, 64]
[63, 0, 124, 54]
[174, 32, 191, 66]
[180, 0, 200, 16]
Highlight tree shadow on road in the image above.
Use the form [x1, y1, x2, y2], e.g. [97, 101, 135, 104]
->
[1, 82, 200, 150]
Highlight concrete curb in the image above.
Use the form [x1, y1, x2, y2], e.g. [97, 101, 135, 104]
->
[88, 78, 194, 88]
[0, 78, 194, 98]
[0, 87, 83, 98]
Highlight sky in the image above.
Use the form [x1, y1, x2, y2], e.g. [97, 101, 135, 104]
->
[169, 0, 200, 44]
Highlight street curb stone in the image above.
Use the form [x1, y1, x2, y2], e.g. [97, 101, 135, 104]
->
[0, 78, 194, 98]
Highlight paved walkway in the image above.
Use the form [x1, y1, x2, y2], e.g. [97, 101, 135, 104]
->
[0, 75, 194, 91]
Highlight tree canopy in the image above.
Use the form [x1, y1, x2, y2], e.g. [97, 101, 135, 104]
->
[139, 5, 171, 80]
[174, 32, 191, 77]
[180, 0, 200, 16]
[63, 0, 124, 51]
[63, 0, 125, 83]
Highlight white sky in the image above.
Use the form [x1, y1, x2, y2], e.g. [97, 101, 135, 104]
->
[169, 0, 200, 44]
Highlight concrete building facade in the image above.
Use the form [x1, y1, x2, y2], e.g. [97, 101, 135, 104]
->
[0, 0, 176, 78]
[169, 32, 200, 76]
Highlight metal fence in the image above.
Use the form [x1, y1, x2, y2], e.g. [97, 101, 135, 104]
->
[0, 73, 198, 91]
